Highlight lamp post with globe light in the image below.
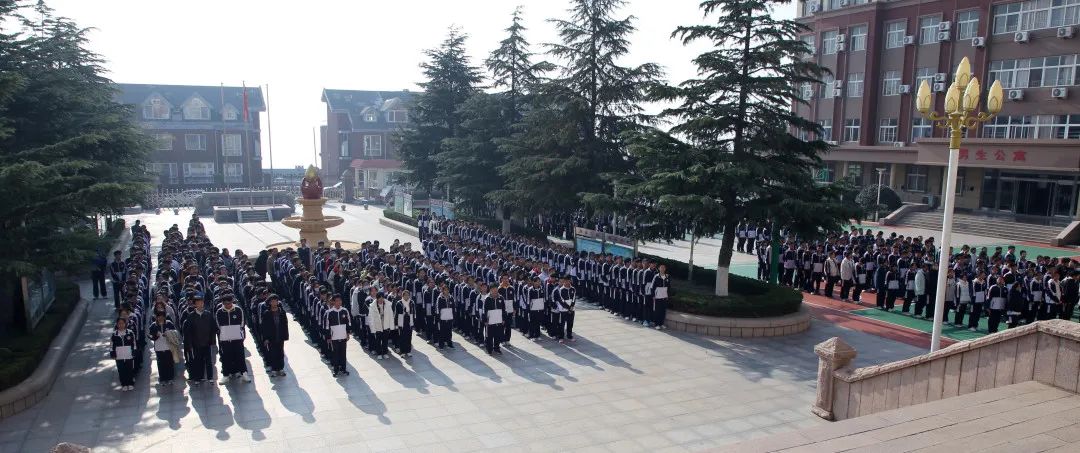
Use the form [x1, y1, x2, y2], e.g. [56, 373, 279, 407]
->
[915, 56, 1004, 352]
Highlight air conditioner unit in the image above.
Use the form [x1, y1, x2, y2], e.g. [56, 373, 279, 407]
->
[971, 37, 986, 47]
[937, 31, 951, 41]
[933, 72, 947, 82]
[832, 88, 843, 97]
[904, 35, 916, 45]
[1058, 26, 1075, 38]
[836, 33, 846, 43]
[836, 42, 846, 52]
[1052, 87, 1068, 99]
[1008, 89, 1024, 100]
[839, 0, 849, 6]
[1015, 31, 1030, 43]
[938, 21, 951, 32]
[834, 80, 843, 89]
[899, 84, 912, 94]
[825, 140, 839, 145]
[809, 2, 821, 13]
[933, 82, 946, 92]
[893, 141, 906, 147]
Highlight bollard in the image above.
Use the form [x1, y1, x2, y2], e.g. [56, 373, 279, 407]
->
[811, 337, 857, 420]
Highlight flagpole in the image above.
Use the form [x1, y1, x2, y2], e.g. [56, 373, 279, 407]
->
[265, 83, 275, 191]
[220, 83, 231, 207]
[242, 81, 253, 205]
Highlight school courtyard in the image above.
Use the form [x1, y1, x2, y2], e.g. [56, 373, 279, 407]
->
[0, 208, 935, 453]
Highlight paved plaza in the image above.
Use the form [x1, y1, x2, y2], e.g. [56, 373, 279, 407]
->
[0, 208, 925, 453]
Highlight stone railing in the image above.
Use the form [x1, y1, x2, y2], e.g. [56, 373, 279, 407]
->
[812, 319, 1080, 421]
[666, 306, 811, 338]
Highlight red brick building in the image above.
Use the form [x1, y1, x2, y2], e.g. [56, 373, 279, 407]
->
[320, 89, 415, 193]
[116, 83, 265, 189]
[796, 0, 1080, 224]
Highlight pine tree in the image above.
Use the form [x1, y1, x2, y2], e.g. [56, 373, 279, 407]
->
[588, 0, 858, 296]
[484, 6, 553, 120]
[398, 27, 483, 194]
[436, 92, 512, 215]
[493, 0, 661, 217]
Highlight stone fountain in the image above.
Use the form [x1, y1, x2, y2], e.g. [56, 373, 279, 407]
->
[270, 166, 359, 250]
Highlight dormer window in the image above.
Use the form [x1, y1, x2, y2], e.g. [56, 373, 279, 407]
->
[364, 113, 377, 122]
[183, 97, 211, 120]
[387, 110, 408, 123]
[222, 105, 239, 121]
[143, 97, 170, 120]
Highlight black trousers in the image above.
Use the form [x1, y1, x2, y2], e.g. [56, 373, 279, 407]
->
[437, 319, 453, 347]
[528, 310, 543, 338]
[988, 309, 1004, 333]
[396, 326, 413, 354]
[371, 331, 388, 355]
[485, 323, 503, 353]
[839, 279, 853, 300]
[1061, 303, 1076, 321]
[330, 339, 348, 372]
[737, 237, 746, 253]
[91, 270, 107, 298]
[502, 315, 512, 344]
[824, 276, 838, 298]
[782, 268, 795, 287]
[550, 312, 564, 339]
[116, 359, 135, 386]
[111, 282, 123, 308]
[913, 294, 927, 316]
[968, 303, 983, 329]
[266, 340, 285, 371]
[563, 311, 575, 339]
[852, 283, 864, 302]
[219, 340, 245, 376]
[187, 345, 213, 381]
[155, 350, 175, 383]
[954, 303, 968, 326]
[653, 299, 666, 327]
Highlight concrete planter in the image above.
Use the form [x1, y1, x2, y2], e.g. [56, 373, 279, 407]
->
[665, 306, 811, 338]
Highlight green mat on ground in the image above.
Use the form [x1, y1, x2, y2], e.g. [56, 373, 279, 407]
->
[966, 243, 1079, 259]
[850, 307, 989, 341]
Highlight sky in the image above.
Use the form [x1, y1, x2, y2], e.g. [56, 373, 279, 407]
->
[47, 0, 795, 169]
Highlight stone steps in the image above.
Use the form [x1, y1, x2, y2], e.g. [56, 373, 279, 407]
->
[898, 211, 1063, 244]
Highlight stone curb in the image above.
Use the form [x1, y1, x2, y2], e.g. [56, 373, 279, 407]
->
[379, 217, 419, 237]
[666, 306, 811, 338]
[0, 297, 91, 420]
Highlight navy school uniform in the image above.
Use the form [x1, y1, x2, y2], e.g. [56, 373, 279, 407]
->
[216, 305, 247, 377]
[147, 320, 177, 383]
[111, 328, 137, 387]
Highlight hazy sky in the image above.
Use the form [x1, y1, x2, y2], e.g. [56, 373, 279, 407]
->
[47, 0, 795, 169]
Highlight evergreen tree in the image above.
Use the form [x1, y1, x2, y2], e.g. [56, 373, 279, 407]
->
[398, 27, 483, 194]
[1, 2, 152, 324]
[436, 92, 512, 215]
[492, 0, 661, 216]
[484, 6, 553, 120]
[587, 0, 858, 296]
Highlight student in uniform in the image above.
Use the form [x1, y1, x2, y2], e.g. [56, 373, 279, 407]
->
[526, 278, 545, 340]
[1041, 271, 1063, 321]
[839, 253, 855, 302]
[482, 287, 504, 354]
[325, 295, 352, 375]
[368, 292, 392, 360]
[183, 294, 217, 386]
[147, 312, 177, 386]
[556, 276, 578, 341]
[953, 273, 972, 328]
[823, 251, 840, 299]
[435, 284, 455, 349]
[884, 265, 900, 311]
[394, 290, 414, 358]
[216, 296, 251, 383]
[260, 295, 289, 377]
[852, 257, 867, 304]
[111, 317, 137, 391]
[987, 277, 1007, 333]
[651, 265, 670, 330]
[968, 272, 987, 331]
[909, 265, 925, 316]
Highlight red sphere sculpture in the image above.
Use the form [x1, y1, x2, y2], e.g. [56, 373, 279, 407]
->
[300, 165, 324, 199]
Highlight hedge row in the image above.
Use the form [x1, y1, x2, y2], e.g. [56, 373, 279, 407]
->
[383, 209, 417, 227]
[0, 279, 80, 391]
[639, 252, 802, 318]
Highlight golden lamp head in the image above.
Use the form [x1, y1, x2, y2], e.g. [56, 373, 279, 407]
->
[915, 80, 932, 115]
[961, 77, 981, 112]
[944, 81, 963, 114]
[987, 80, 1004, 114]
[955, 57, 972, 88]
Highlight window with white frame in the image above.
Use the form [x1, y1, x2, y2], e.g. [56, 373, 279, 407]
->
[847, 72, 865, 97]
[185, 134, 207, 151]
[364, 113, 376, 122]
[886, 21, 907, 49]
[920, 16, 942, 44]
[915, 67, 936, 89]
[878, 118, 899, 143]
[849, 25, 868, 51]
[363, 135, 383, 156]
[183, 162, 215, 183]
[957, 10, 981, 40]
[224, 163, 243, 183]
[847, 163, 863, 185]
[222, 105, 239, 121]
[143, 98, 170, 120]
[222, 134, 242, 156]
[339, 132, 350, 157]
[387, 110, 408, 123]
[814, 162, 836, 183]
[183, 97, 210, 120]
[154, 133, 173, 151]
[905, 165, 929, 192]
[801, 35, 815, 54]
[800, 83, 814, 101]
[989, 54, 1079, 89]
[843, 118, 861, 142]
[983, 114, 1080, 139]
[955, 168, 967, 196]
[821, 73, 835, 99]
[911, 117, 933, 142]
[366, 169, 379, 188]
[822, 30, 839, 55]
[146, 163, 178, 183]
[819, 119, 833, 141]
[993, 0, 1080, 35]
[882, 70, 902, 96]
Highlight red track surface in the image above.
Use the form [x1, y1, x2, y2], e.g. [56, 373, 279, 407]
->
[800, 292, 955, 350]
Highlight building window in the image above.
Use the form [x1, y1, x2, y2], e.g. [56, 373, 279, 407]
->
[993, 0, 1080, 34]
[885, 21, 907, 49]
[872, 164, 892, 187]
[843, 118, 861, 142]
[800, 83, 814, 101]
[847, 163, 863, 185]
[849, 25, 868, 51]
[364, 113, 376, 122]
[814, 162, 836, 183]
[990, 54, 1078, 89]
[915, 67, 936, 89]
[222, 134, 242, 156]
[183, 134, 206, 151]
[154, 133, 173, 151]
[363, 135, 383, 156]
[224, 163, 243, 183]
[882, 70, 902, 96]
[183, 162, 215, 184]
[983, 114, 1080, 139]
[905, 165, 929, 192]
[957, 10, 981, 40]
[822, 30, 839, 55]
[955, 168, 967, 196]
[820, 73, 835, 99]
[878, 118, 899, 143]
[819, 119, 833, 141]
[223, 105, 239, 121]
[339, 132, 350, 157]
[183, 98, 211, 120]
[801, 35, 815, 55]
[847, 72, 864, 97]
[911, 117, 933, 142]
[920, 16, 942, 44]
[366, 169, 379, 188]
[146, 163, 178, 184]
[387, 110, 408, 123]
[143, 97, 170, 120]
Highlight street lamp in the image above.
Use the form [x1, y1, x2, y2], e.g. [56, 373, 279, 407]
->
[875, 168, 886, 222]
[916, 57, 1004, 352]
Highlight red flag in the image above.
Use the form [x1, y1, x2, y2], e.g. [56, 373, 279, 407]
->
[242, 82, 249, 123]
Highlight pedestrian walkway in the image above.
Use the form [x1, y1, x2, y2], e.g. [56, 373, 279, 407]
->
[0, 209, 926, 453]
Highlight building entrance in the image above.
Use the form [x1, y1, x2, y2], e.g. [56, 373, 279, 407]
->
[980, 171, 1078, 221]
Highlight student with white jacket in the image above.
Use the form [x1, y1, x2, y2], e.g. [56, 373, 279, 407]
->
[839, 254, 856, 302]
[368, 293, 394, 359]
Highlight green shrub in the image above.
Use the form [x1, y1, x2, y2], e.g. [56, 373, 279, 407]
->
[383, 209, 417, 227]
[0, 279, 81, 391]
[855, 184, 902, 214]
